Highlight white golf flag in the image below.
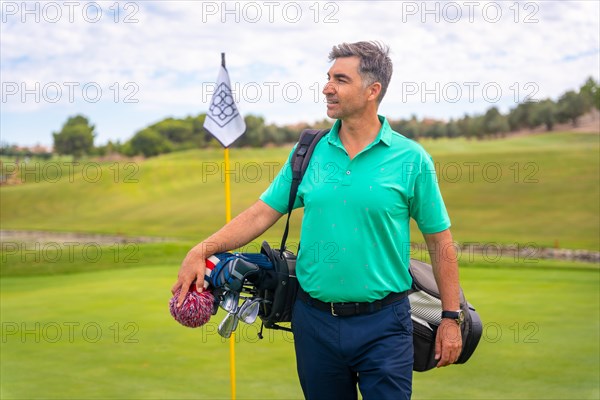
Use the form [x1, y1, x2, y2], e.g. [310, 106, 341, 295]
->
[204, 65, 246, 147]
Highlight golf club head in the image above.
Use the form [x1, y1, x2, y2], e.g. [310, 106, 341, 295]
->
[238, 298, 261, 324]
[218, 311, 239, 338]
[219, 290, 239, 313]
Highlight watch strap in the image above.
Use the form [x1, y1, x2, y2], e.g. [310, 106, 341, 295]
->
[441, 310, 461, 319]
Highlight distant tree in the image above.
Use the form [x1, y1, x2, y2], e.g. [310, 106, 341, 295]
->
[390, 115, 421, 140]
[507, 107, 520, 131]
[508, 101, 536, 131]
[311, 119, 334, 130]
[483, 107, 510, 135]
[529, 99, 557, 131]
[457, 114, 483, 139]
[470, 115, 485, 139]
[106, 140, 123, 154]
[456, 115, 472, 139]
[423, 122, 445, 139]
[280, 125, 301, 143]
[233, 114, 265, 147]
[94, 140, 124, 156]
[556, 90, 586, 126]
[0, 142, 18, 156]
[189, 113, 209, 147]
[52, 115, 95, 159]
[446, 119, 460, 138]
[129, 128, 172, 157]
[93, 144, 106, 157]
[580, 77, 599, 111]
[150, 118, 194, 144]
[263, 124, 285, 145]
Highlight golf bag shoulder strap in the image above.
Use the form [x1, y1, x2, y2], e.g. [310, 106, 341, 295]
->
[279, 128, 330, 251]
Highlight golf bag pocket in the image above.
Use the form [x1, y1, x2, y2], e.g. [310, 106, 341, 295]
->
[257, 241, 298, 331]
[412, 316, 438, 371]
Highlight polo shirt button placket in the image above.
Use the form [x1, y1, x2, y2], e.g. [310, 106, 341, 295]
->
[343, 169, 352, 185]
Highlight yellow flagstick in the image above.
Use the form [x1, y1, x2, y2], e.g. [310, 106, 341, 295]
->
[224, 146, 236, 400]
[224, 148, 232, 223]
[205, 51, 243, 400]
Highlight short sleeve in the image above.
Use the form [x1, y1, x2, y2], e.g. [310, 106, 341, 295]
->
[409, 153, 451, 234]
[259, 145, 303, 214]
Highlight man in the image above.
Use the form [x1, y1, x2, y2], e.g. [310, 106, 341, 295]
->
[172, 41, 462, 400]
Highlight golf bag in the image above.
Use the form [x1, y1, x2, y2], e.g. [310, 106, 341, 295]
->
[408, 258, 483, 371]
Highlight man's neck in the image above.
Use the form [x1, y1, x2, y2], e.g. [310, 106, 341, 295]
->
[338, 111, 382, 159]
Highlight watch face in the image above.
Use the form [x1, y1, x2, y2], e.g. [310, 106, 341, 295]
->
[458, 310, 465, 324]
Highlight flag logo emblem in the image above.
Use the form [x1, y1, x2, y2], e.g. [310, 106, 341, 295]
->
[208, 82, 239, 127]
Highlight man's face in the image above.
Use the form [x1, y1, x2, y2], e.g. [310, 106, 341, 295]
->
[323, 56, 372, 120]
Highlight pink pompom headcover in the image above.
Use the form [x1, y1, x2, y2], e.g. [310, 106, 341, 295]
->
[169, 285, 215, 328]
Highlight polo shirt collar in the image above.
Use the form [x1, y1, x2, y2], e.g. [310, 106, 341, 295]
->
[328, 115, 393, 151]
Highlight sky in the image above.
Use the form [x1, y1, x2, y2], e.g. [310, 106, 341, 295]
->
[1, 0, 599, 147]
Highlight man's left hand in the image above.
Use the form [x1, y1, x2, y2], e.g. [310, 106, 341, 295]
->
[434, 319, 463, 367]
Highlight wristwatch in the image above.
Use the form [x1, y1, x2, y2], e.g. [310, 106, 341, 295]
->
[441, 310, 465, 325]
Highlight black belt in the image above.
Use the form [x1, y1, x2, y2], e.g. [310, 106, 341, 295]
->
[297, 286, 409, 317]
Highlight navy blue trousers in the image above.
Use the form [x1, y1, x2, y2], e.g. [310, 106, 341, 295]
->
[291, 296, 413, 400]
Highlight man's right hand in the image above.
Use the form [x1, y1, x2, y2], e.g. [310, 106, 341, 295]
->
[171, 247, 207, 307]
[169, 201, 283, 307]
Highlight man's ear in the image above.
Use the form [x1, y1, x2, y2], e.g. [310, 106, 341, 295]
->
[367, 82, 382, 102]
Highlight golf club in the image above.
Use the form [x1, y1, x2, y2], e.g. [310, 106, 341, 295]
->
[219, 290, 240, 313]
[238, 297, 261, 324]
[217, 310, 239, 338]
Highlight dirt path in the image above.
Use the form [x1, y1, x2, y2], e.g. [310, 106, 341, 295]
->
[410, 243, 600, 264]
[0, 230, 176, 245]
[1, 230, 598, 263]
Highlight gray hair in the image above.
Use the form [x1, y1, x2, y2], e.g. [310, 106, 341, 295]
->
[328, 41, 393, 103]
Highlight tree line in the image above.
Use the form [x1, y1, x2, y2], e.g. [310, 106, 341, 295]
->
[389, 77, 598, 140]
[2, 77, 597, 159]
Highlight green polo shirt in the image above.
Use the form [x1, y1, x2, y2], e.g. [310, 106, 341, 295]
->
[260, 116, 450, 302]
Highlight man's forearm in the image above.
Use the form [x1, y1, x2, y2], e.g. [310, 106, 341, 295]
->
[423, 229, 460, 311]
[190, 200, 283, 258]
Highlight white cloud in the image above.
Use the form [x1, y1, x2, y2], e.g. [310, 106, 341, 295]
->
[1, 0, 598, 145]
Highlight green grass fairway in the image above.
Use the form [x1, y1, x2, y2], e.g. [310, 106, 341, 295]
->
[0, 267, 302, 400]
[1, 264, 598, 399]
[1, 132, 598, 250]
[1, 132, 599, 399]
